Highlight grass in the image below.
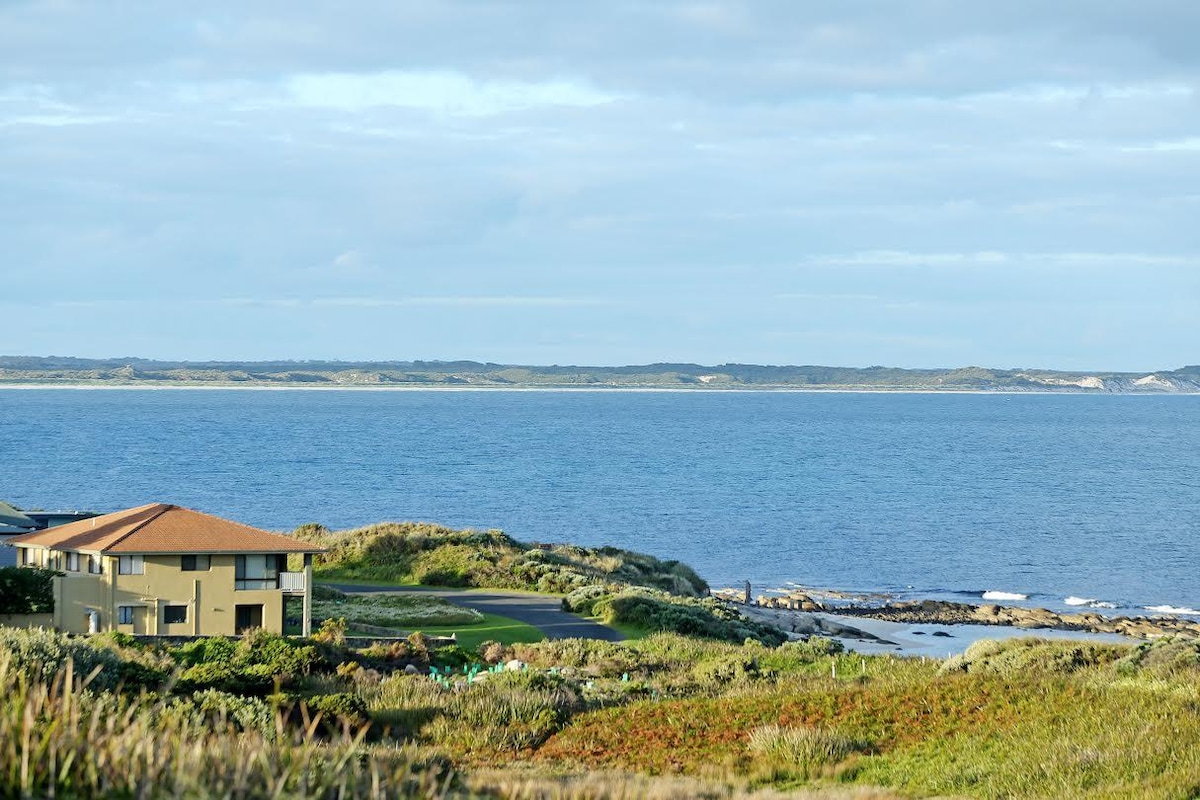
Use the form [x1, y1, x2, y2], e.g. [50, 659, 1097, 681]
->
[298, 521, 709, 597]
[5, 624, 1200, 798]
[409, 612, 545, 650]
[312, 591, 483, 630]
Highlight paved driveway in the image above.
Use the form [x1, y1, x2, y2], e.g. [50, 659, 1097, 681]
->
[327, 584, 625, 642]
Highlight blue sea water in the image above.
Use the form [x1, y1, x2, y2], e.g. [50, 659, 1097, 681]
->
[1, 389, 1197, 615]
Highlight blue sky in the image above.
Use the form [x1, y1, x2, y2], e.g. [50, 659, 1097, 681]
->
[1, 1, 1197, 370]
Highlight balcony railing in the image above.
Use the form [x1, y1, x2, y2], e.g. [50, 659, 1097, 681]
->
[278, 572, 306, 592]
[234, 572, 307, 592]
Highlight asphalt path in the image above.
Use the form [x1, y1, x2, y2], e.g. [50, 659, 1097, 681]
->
[326, 584, 625, 642]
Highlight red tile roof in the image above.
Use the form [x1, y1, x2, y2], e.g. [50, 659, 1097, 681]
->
[6, 503, 324, 555]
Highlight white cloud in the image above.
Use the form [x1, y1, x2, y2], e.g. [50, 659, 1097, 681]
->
[1121, 136, 1200, 152]
[283, 70, 620, 115]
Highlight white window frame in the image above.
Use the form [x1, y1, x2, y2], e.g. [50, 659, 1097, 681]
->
[117, 606, 135, 625]
[117, 555, 144, 575]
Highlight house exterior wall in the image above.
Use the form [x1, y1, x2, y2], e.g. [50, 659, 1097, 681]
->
[52, 553, 287, 635]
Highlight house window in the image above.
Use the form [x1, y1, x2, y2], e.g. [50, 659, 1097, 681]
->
[65, 552, 80, 572]
[181, 554, 211, 572]
[118, 555, 144, 575]
[118, 606, 135, 625]
[235, 554, 281, 590]
[18, 548, 27, 566]
[163, 605, 187, 624]
[88, 555, 103, 574]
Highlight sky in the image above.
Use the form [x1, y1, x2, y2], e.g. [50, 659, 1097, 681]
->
[1, 1, 1197, 371]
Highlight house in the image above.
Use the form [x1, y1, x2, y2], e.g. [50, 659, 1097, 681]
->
[1, 502, 102, 568]
[0, 500, 37, 568]
[5, 503, 325, 636]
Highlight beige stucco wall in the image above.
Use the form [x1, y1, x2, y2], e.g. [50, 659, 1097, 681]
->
[54, 553, 287, 636]
[0, 613, 54, 628]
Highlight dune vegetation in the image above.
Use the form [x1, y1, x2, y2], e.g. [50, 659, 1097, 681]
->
[295, 521, 709, 597]
[2, 622, 1199, 798]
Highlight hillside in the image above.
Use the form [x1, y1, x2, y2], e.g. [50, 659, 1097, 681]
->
[2, 356, 1198, 392]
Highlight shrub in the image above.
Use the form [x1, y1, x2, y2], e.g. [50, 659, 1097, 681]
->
[0, 627, 125, 690]
[940, 638, 1126, 677]
[777, 636, 845, 660]
[312, 617, 347, 646]
[1114, 638, 1200, 677]
[177, 661, 275, 696]
[511, 638, 645, 678]
[692, 654, 762, 688]
[747, 724, 864, 776]
[0, 566, 60, 614]
[478, 640, 507, 665]
[589, 588, 786, 646]
[304, 692, 370, 727]
[186, 689, 277, 737]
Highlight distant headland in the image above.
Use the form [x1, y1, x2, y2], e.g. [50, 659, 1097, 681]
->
[2, 356, 1198, 392]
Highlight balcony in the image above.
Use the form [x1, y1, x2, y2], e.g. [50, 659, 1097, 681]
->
[234, 572, 307, 592]
[278, 572, 307, 593]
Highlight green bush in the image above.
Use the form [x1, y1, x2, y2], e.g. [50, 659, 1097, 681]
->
[940, 638, 1125, 677]
[692, 654, 762, 687]
[777, 636, 845, 660]
[0, 627, 125, 690]
[170, 630, 321, 695]
[304, 692, 370, 726]
[586, 588, 786, 646]
[177, 661, 275, 696]
[1114, 637, 1200, 677]
[187, 689, 277, 737]
[0, 566, 60, 614]
[512, 638, 645, 677]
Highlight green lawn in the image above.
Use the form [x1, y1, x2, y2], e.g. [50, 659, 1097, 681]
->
[405, 612, 545, 650]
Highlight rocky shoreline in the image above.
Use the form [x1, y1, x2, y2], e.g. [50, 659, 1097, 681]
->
[746, 593, 1200, 640]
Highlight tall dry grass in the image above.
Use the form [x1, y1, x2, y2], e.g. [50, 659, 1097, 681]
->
[0, 653, 449, 798]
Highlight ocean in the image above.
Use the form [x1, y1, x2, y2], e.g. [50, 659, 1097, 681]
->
[1, 388, 1196, 616]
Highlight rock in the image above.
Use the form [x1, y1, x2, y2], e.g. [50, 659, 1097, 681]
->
[931, 631, 952, 638]
[403, 664, 420, 675]
[505, 659, 525, 672]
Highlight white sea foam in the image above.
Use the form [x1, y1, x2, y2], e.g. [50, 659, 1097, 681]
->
[1064, 596, 1117, 609]
[982, 590, 1028, 601]
[1145, 605, 1200, 616]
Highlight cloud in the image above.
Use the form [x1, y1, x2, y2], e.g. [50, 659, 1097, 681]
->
[2, 2, 1198, 368]
[283, 70, 619, 115]
[221, 296, 604, 309]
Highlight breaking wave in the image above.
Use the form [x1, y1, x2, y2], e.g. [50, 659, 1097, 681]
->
[1145, 605, 1200, 616]
[1064, 596, 1118, 609]
[982, 590, 1028, 601]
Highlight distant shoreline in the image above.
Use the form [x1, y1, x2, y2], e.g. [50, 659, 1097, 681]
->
[2, 382, 1198, 395]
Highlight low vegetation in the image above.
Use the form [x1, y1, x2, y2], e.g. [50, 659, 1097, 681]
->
[311, 586, 484, 631]
[0, 566, 59, 614]
[563, 585, 787, 646]
[4, 626, 1199, 798]
[296, 521, 792, 646]
[297, 521, 708, 597]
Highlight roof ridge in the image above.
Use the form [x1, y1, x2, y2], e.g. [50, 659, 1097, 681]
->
[100, 503, 174, 552]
